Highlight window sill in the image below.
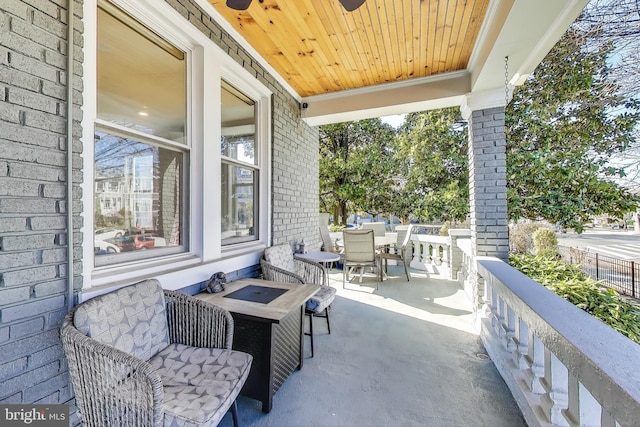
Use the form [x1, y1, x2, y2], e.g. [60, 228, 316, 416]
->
[85, 242, 267, 301]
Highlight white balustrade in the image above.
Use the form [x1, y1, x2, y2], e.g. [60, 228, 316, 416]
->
[472, 256, 640, 427]
[455, 235, 472, 297]
[409, 232, 450, 276]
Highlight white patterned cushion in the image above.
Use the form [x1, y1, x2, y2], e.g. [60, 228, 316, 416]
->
[151, 344, 253, 427]
[264, 244, 296, 272]
[306, 286, 336, 313]
[74, 279, 169, 361]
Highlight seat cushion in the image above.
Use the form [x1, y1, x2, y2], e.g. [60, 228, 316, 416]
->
[73, 279, 169, 361]
[264, 244, 296, 272]
[150, 343, 252, 427]
[306, 285, 337, 313]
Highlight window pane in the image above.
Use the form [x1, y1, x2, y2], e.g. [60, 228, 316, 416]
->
[94, 129, 184, 261]
[221, 83, 256, 165]
[221, 163, 256, 243]
[97, 4, 186, 142]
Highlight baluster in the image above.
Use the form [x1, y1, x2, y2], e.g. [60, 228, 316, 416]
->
[505, 305, 516, 351]
[525, 334, 546, 394]
[482, 276, 493, 317]
[422, 242, 431, 266]
[517, 319, 530, 370]
[441, 242, 450, 272]
[410, 238, 420, 266]
[578, 382, 602, 426]
[494, 295, 506, 336]
[540, 353, 570, 426]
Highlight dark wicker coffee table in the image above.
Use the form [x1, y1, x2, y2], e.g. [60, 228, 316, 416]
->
[195, 278, 319, 412]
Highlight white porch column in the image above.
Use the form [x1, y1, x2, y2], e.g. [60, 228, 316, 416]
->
[461, 89, 510, 315]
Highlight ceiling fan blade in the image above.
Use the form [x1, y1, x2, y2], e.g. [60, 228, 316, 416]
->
[226, 0, 253, 10]
[339, 0, 366, 12]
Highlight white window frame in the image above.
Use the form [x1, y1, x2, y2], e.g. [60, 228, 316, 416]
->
[82, 0, 272, 294]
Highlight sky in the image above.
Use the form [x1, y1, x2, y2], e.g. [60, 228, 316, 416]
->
[381, 114, 406, 128]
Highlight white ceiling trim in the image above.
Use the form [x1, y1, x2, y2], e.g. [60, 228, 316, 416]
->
[301, 71, 471, 126]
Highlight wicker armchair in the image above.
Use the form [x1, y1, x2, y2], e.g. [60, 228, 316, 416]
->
[260, 244, 336, 357]
[61, 279, 252, 427]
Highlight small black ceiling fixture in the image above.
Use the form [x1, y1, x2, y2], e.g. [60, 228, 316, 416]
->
[226, 0, 366, 12]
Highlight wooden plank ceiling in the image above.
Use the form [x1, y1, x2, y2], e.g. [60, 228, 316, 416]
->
[208, 0, 490, 97]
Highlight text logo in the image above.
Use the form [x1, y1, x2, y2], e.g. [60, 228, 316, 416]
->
[0, 405, 68, 427]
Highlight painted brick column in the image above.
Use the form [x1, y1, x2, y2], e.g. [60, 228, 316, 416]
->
[461, 90, 510, 318]
[462, 91, 509, 262]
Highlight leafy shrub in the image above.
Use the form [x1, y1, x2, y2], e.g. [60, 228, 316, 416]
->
[532, 227, 557, 252]
[510, 254, 640, 344]
[328, 224, 345, 232]
[532, 227, 560, 259]
[509, 222, 545, 254]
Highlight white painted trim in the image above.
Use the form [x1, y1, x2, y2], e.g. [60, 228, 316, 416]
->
[303, 96, 465, 127]
[81, 0, 97, 284]
[84, 248, 265, 300]
[513, 0, 589, 82]
[460, 87, 512, 120]
[201, 52, 222, 261]
[466, 0, 513, 78]
[303, 70, 469, 103]
[301, 71, 470, 126]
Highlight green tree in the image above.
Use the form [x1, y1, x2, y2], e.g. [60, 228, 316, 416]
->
[395, 108, 469, 223]
[319, 119, 397, 225]
[574, 0, 640, 192]
[506, 26, 640, 232]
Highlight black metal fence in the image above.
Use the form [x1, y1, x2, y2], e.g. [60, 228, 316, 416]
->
[558, 246, 640, 299]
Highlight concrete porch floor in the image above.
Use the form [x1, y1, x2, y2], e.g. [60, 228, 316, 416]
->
[219, 266, 526, 427]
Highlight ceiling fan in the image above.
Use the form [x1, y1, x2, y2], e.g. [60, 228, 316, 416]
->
[226, 0, 366, 12]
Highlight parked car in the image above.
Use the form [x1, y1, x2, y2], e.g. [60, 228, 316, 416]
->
[151, 236, 167, 247]
[94, 239, 120, 254]
[95, 227, 125, 240]
[121, 234, 155, 251]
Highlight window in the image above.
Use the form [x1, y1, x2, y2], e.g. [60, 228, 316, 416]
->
[221, 82, 259, 245]
[94, 1, 187, 264]
[86, 0, 272, 286]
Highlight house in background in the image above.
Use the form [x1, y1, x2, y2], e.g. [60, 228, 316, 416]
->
[7, 0, 638, 426]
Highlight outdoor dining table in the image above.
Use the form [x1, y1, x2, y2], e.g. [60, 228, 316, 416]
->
[295, 250, 341, 269]
[375, 234, 397, 248]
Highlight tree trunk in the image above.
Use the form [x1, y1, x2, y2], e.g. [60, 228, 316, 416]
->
[336, 201, 348, 226]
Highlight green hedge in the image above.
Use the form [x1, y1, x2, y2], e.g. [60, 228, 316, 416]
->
[510, 254, 640, 344]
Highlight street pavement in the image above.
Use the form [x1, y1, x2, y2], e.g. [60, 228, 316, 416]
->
[557, 229, 640, 260]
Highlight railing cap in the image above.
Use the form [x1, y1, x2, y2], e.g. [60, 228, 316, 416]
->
[448, 228, 472, 237]
[476, 256, 640, 424]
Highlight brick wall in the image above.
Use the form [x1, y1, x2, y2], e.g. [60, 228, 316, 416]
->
[0, 0, 83, 411]
[0, 0, 319, 415]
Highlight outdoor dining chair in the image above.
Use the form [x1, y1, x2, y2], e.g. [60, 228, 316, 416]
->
[260, 244, 337, 357]
[378, 224, 413, 281]
[342, 229, 379, 290]
[319, 224, 341, 254]
[361, 221, 387, 236]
